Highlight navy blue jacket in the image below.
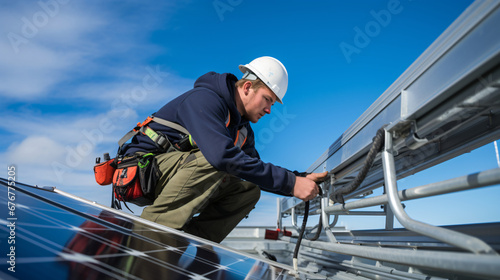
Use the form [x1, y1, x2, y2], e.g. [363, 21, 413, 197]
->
[123, 72, 295, 195]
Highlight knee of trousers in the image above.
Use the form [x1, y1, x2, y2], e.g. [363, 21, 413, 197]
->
[245, 182, 261, 205]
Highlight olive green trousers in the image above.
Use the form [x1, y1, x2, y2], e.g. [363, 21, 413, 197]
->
[140, 149, 261, 243]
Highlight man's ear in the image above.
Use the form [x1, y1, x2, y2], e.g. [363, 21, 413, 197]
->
[243, 81, 253, 95]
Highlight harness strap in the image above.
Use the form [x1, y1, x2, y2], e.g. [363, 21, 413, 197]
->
[139, 126, 171, 150]
[119, 109, 247, 153]
[118, 116, 157, 148]
[118, 116, 190, 151]
[151, 117, 190, 135]
[118, 129, 138, 148]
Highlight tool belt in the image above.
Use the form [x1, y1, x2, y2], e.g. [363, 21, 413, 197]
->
[94, 153, 160, 210]
[93, 115, 192, 211]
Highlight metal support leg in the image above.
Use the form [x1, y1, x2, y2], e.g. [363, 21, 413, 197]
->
[321, 196, 337, 242]
[384, 205, 394, 231]
[383, 188, 394, 230]
[291, 207, 301, 232]
[381, 129, 497, 255]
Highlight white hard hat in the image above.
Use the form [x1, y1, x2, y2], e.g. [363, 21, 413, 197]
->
[239, 56, 288, 104]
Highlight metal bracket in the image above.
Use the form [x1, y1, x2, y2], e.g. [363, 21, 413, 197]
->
[405, 122, 429, 150]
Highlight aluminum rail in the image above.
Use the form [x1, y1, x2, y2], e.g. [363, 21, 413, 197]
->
[313, 210, 386, 216]
[282, 236, 500, 280]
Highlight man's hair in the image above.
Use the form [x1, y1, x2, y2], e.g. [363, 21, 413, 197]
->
[235, 78, 267, 91]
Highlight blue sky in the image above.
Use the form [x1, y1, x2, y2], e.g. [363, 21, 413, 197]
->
[1, 0, 498, 230]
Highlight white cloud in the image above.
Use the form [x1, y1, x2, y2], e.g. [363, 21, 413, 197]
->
[0, 108, 140, 189]
[70, 68, 194, 109]
[0, 117, 119, 207]
[0, 110, 132, 144]
[0, 1, 180, 100]
[0, 40, 80, 98]
[6, 136, 65, 165]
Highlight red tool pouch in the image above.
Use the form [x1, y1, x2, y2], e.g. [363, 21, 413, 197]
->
[93, 159, 117, 185]
[112, 156, 154, 207]
[112, 157, 143, 202]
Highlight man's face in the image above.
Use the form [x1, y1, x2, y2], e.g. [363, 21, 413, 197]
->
[244, 85, 276, 123]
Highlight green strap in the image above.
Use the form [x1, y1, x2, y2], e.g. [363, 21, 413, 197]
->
[143, 127, 160, 142]
[138, 153, 155, 168]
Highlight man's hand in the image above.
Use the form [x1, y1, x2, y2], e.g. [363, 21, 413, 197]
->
[292, 171, 328, 201]
[306, 171, 328, 183]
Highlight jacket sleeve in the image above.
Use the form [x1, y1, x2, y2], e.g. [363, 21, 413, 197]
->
[177, 90, 296, 195]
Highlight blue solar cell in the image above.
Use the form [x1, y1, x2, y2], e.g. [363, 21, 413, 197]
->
[0, 179, 301, 279]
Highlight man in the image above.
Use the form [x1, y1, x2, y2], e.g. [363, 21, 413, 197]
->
[123, 56, 327, 242]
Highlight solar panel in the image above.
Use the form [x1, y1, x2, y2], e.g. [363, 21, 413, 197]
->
[0, 179, 313, 280]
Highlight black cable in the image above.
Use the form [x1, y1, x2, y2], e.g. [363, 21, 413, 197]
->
[293, 179, 326, 272]
[293, 200, 309, 270]
[307, 213, 322, 241]
[306, 187, 324, 241]
[331, 126, 386, 204]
